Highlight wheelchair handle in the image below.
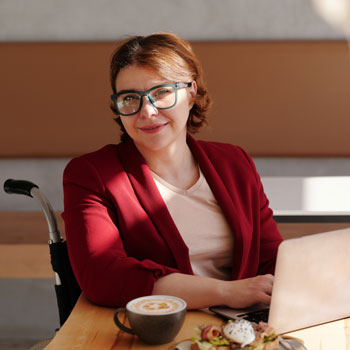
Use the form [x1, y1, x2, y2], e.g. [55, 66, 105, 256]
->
[4, 179, 39, 197]
[3, 178, 61, 244]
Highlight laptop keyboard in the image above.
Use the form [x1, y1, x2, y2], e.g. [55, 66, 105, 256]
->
[236, 308, 269, 323]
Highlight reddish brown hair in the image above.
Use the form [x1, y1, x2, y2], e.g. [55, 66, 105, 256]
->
[110, 33, 211, 141]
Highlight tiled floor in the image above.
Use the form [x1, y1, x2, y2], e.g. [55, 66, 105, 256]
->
[0, 338, 43, 350]
[0, 212, 63, 350]
[0, 279, 58, 350]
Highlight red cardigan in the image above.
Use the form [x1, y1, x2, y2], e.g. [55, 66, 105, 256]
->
[62, 135, 283, 307]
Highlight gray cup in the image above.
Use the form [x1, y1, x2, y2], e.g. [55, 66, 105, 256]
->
[113, 295, 187, 345]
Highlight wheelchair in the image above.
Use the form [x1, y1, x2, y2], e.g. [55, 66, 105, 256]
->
[3, 179, 81, 349]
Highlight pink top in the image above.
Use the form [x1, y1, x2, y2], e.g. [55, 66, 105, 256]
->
[152, 169, 234, 280]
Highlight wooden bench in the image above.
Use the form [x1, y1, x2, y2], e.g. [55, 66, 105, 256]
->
[1, 211, 349, 278]
[0, 212, 65, 278]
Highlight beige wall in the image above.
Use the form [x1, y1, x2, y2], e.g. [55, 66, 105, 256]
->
[1, 0, 348, 42]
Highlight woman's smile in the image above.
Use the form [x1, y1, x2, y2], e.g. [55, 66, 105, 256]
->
[138, 122, 169, 134]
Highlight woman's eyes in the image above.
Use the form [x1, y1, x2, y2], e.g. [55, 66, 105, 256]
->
[153, 88, 173, 97]
[123, 94, 139, 102]
[119, 86, 173, 103]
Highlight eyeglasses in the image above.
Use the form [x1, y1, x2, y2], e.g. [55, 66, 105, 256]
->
[111, 82, 192, 116]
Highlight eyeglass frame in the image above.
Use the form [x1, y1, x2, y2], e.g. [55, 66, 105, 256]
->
[110, 82, 192, 116]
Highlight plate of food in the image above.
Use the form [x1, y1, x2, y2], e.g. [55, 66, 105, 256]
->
[170, 319, 306, 350]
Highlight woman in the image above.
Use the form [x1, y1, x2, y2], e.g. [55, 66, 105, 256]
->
[63, 33, 283, 309]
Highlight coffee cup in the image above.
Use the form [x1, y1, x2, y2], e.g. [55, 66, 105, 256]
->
[113, 295, 187, 345]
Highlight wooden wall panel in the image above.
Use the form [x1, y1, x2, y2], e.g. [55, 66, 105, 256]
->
[1, 40, 350, 157]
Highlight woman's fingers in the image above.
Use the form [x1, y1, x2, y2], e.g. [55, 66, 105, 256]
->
[255, 274, 274, 303]
[223, 274, 275, 308]
[261, 274, 274, 295]
[259, 292, 271, 305]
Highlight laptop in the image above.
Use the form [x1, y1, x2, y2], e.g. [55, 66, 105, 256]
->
[209, 227, 350, 334]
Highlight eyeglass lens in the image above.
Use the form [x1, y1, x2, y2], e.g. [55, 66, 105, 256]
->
[116, 85, 177, 115]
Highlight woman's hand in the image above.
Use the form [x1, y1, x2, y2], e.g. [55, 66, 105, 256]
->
[220, 274, 274, 309]
[152, 273, 274, 310]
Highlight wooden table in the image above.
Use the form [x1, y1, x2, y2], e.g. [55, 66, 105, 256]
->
[44, 294, 350, 350]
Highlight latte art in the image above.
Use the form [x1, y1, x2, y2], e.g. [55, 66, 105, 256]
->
[131, 297, 183, 314]
[115, 295, 187, 344]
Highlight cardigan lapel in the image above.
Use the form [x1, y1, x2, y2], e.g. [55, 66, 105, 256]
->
[116, 139, 193, 274]
[187, 135, 246, 279]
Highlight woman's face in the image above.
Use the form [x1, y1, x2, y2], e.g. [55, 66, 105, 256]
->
[115, 65, 196, 155]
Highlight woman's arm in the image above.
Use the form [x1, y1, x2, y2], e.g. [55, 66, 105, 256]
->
[63, 156, 179, 307]
[152, 272, 273, 309]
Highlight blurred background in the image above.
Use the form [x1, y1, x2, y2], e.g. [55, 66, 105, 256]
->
[1, 0, 350, 349]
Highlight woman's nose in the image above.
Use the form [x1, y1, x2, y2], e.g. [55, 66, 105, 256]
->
[139, 95, 158, 118]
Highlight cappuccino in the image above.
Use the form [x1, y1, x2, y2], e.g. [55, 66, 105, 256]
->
[129, 296, 184, 314]
[114, 295, 187, 344]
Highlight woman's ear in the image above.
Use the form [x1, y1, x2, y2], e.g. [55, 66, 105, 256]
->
[189, 81, 197, 107]
[190, 81, 197, 96]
